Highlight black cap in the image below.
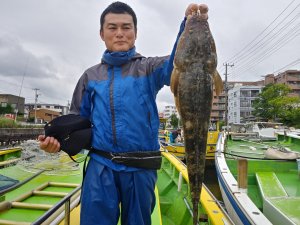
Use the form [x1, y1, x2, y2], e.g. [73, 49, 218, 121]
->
[44, 114, 92, 156]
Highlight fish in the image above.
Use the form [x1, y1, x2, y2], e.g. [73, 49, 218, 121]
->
[170, 5, 223, 225]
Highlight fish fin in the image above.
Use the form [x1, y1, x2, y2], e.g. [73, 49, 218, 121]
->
[213, 70, 223, 96]
[175, 96, 181, 116]
[170, 67, 181, 115]
[170, 67, 180, 96]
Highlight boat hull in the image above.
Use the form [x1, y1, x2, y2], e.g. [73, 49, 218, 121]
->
[0, 150, 232, 225]
[160, 129, 219, 161]
[158, 152, 233, 225]
[216, 132, 300, 225]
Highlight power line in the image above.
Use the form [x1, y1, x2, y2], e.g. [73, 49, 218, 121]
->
[0, 79, 32, 90]
[234, 30, 300, 79]
[219, 0, 300, 78]
[232, 24, 300, 78]
[272, 58, 300, 74]
[0, 79, 70, 103]
[224, 0, 299, 64]
[233, 13, 300, 70]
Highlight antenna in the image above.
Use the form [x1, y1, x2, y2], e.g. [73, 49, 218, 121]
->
[14, 58, 30, 121]
[33, 88, 40, 124]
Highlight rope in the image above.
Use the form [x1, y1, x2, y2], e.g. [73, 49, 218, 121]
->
[160, 145, 297, 161]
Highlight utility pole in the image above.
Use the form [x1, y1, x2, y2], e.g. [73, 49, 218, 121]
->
[67, 100, 70, 114]
[224, 63, 234, 131]
[33, 88, 40, 124]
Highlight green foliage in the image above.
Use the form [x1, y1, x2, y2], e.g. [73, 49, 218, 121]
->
[0, 117, 18, 128]
[219, 120, 225, 129]
[0, 104, 13, 114]
[170, 113, 179, 128]
[0, 117, 41, 128]
[253, 83, 300, 126]
[278, 103, 300, 127]
[27, 117, 35, 123]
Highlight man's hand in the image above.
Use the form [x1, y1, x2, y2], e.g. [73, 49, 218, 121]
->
[185, 3, 208, 19]
[38, 135, 61, 153]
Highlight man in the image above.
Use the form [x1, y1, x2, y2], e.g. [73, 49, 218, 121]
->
[38, 2, 207, 225]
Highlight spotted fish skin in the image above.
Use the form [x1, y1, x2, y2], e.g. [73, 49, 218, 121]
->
[171, 12, 222, 225]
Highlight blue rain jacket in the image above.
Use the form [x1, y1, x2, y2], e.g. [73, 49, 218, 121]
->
[73, 17, 187, 225]
[70, 19, 186, 171]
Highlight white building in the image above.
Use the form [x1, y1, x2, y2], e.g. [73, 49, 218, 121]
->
[24, 103, 69, 118]
[228, 85, 262, 124]
[162, 105, 180, 128]
[163, 105, 178, 118]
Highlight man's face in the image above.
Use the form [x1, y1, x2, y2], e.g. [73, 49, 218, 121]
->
[100, 13, 136, 52]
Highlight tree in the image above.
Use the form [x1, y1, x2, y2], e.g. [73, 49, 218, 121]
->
[276, 99, 300, 127]
[253, 83, 300, 124]
[0, 104, 13, 114]
[170, 113, 179, 128]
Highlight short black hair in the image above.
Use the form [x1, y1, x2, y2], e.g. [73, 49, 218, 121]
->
[100, 2, 137, 33]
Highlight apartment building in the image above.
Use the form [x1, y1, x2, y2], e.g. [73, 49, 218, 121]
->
[264, 70, 300, 96]
[209, 81, 260, 121]
[0, 94, 25, 114]
[163, 105, 178, 118]
[211, 91, 226, 121]
[161, 69, 299, 124]
[228, 85, 262, 124]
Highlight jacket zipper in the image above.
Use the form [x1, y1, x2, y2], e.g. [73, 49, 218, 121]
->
[109, 68, 117, 146]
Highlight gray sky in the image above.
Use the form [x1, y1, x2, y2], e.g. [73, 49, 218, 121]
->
[0, 0, 299, 112]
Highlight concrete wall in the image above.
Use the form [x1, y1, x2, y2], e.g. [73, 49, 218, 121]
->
[0, 128, 44, 143]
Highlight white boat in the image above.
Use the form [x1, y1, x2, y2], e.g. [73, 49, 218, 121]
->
[215, 132, 300, 225]
[230, 122, 281, 141]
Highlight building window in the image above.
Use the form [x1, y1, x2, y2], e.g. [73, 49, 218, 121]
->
[240, 100, 250, 107]
[251, 90, 259, 97]
[240, 90, 250, 97]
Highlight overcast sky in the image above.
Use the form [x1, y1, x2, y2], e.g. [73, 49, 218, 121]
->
[0, 0, 299, 112]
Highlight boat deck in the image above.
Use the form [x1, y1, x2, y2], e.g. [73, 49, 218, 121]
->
[0, 151, 232, 225]
[256, 172, 300, 225]
[269, 197, 300, 224]
[0, 154, 83, 224]
[0, 147, 22, 167]
[159, 152, 232, 225]
[225, 138, 300, 225]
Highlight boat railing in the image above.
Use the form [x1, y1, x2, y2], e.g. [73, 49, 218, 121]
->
[216, 132, 225, 154]
[161, 151, 234, 225]
[32, 184, 81, 225]
[160, 141, 178, 150]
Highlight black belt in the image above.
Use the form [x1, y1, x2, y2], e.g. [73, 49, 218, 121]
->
[90, 148, 162, 170]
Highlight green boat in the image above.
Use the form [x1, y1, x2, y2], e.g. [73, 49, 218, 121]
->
[215, 131, 300, 225]
[0, 153, 83, 225]
[0, 150, 232, 225]
[0, 147, 22, 167]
